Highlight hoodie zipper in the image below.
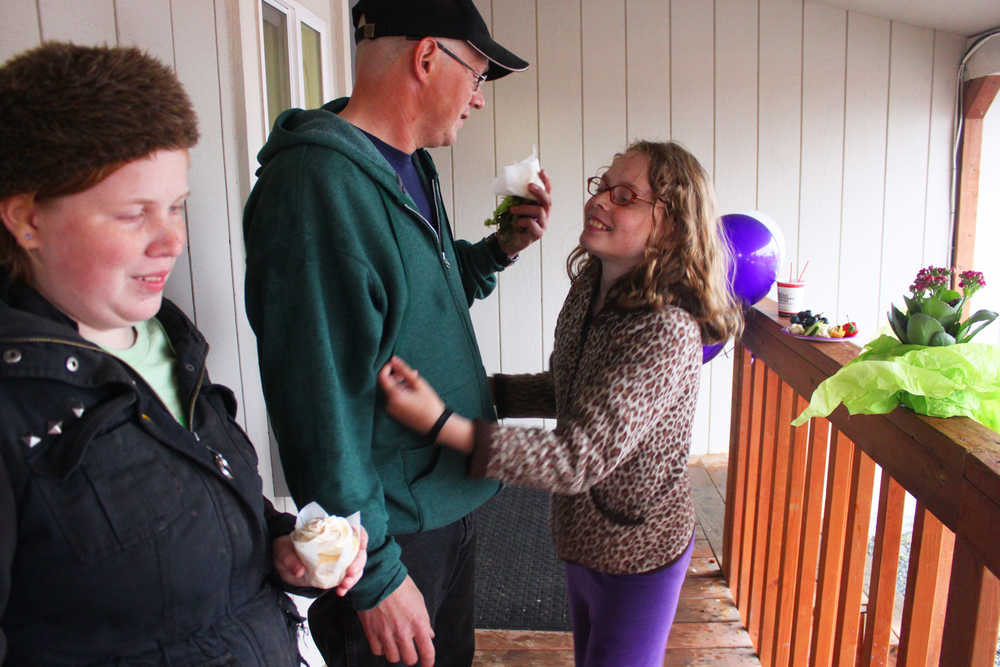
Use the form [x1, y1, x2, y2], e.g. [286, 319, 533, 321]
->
[399, 175, 451, 270]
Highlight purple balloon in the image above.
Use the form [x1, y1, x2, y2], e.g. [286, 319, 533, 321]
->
[721, 212, 783, 307]
[702, 212, 783, 364]
[702, 341, 725, 364]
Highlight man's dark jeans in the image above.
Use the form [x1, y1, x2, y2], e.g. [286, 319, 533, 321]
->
[309, 515, 477, 667]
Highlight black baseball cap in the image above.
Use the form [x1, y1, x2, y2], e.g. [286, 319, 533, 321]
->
[352, 0, 529, 81]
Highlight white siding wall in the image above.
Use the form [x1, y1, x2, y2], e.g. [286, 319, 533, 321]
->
[436, 0, 964, 456]
[1, 0, 967, 484]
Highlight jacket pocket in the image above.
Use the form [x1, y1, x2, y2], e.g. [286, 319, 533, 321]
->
[589, 487, 645, 526]
[33, 424, 189, 562]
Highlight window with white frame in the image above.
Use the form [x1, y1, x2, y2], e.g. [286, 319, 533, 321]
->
[259, 0, 332, 131]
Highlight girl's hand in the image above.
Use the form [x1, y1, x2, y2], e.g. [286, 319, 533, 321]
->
[272, 535, 310, 587]
[377, 356, 446, 433]
[378, 357, 476, 454]
[335, 525, 368, 596]
[272, 525, 369, 593]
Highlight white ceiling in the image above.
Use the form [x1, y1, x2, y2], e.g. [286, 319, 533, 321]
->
[820, 0, 1000, 37]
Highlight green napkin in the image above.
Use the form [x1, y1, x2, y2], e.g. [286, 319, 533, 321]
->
[792, 335, 1000, 433]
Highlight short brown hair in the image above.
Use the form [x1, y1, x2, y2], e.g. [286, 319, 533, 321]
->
[0, 42, 199, 279]
[569, 141, 743, 345]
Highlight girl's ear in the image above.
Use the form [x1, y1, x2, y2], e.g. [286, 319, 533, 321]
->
[651, 205, 670, 245]
[0, 194, 42, 251]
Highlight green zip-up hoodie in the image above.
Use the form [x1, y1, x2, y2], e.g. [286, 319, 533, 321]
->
[243, 98, 502, 609]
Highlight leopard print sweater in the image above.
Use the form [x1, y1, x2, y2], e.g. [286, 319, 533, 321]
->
[468, 266, 702, 574]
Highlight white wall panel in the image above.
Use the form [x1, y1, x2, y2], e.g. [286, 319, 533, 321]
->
[171, 0, 246, 420]
[925, 31, 965, 269]
[839, 12, 890, 334]
[493, 0, 545, 377]
[671, 0, 717, 454]
[627, 0, 671, 143]
[38, 0, 116, 44]
[799, 4, 846, 316]
[715, 0, 759, 213]
[1, 1, 41, 61]
[537, 0, 584, 364]
[213, 0, 275, 494]
[582, 0, 628, 181]
[758, 0, 804, 268]
[879, 23, 934, 319]
[713, 0, 759, 454]
[116, 0, 174, 62]
[458, 0, 502, 374]
[671, 0, 716, 173]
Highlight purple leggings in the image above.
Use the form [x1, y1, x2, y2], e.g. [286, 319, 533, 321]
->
[565, 533, 695, 667]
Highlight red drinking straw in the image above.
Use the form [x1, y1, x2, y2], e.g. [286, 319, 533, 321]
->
[797, 260, 810, 283]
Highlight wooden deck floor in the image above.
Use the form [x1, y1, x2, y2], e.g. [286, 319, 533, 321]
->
[471, 454, 760, 666]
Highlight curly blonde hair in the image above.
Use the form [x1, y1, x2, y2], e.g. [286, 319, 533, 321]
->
[568, 140, 743, 345]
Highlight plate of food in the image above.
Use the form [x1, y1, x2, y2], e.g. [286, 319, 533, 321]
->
[783, 310, 859, 342]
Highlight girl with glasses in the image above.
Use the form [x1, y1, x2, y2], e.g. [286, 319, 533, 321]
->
[377, 141, 743, 667]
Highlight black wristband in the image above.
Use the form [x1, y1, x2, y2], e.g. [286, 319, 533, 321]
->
[487, 232, 518, 267]
[426, 407, 453, 443]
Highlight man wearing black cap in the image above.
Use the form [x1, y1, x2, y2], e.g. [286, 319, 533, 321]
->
[242, 1, 551, 665]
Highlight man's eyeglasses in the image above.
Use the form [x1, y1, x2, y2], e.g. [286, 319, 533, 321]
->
[436, 41, 488, 92]
[586, 177, 657, 207]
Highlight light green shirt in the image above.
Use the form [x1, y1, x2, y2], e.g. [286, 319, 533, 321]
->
[104, 318, 187, 427]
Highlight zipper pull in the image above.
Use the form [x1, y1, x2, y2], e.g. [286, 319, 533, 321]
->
[441, 251, 451, 269]
[206, 444, 234, 479]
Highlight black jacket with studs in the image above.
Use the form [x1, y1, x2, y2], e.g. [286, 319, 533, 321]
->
[0, 276, 303, 666]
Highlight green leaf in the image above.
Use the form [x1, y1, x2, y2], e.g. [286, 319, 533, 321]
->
[889, 304, 909, 342]
[938, 288, 961, 303]
[484, 195, 532, 233]
[903, 294, 921, 315]
[921, 296, 955, 320]
[956, 309, 999, 343]
[906, 312, 944, 346]
[929, 331, 955, 346]
[921, 296, 961, 330]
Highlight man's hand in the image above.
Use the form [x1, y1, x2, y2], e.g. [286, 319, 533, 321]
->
[358, 575, 435, 667]
[496, 170, 552, 257]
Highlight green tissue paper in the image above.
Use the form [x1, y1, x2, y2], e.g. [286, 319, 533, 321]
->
[792, 335, 1000, 433]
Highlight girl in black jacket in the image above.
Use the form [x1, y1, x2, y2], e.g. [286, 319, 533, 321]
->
[0, 42, 366, 665]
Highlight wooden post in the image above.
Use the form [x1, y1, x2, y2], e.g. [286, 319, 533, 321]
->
[790, 418, 831, 667]
[832, 447, 877, 667]
[759, 381, 795, 665]
[896, 504, 954, 666]
[737, 357, 768, 624]
[939, 539, 1000, 666]
[810, 431, 855, 667]
[723, 344, 753, 586]
[748, 368, 781, 645]
[770, 393, 812, 667]
[951, 75, 1000, 278]
[859, 471, 906, 666]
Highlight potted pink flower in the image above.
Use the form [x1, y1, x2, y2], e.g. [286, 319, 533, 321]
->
[887, 266, 996, 346]
[793, 266, 1000, 433]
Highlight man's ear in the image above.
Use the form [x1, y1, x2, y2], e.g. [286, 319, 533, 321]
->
[412, 37, 438, 83]
[0, 194, 42, 251]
